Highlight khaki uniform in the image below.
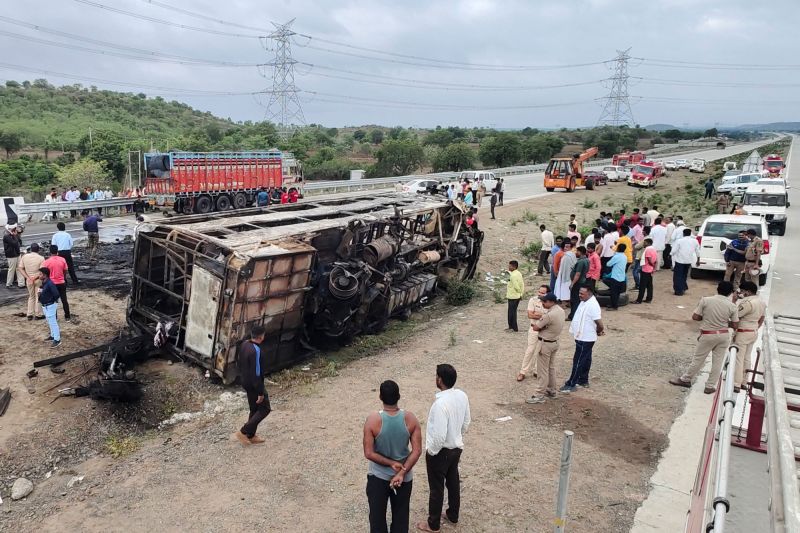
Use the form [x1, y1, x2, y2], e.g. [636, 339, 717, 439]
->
[519, 296, 545, 376]
[680, 294, 739, 388]
[534, 304, 566, 397]
[18, 252, 44, 317]
[744, 237, 764, 284]
[733, 295, 766, 387]
[716, 195, 730, 214]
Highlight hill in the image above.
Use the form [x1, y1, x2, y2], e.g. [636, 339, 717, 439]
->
[644, 124, 678, 131]
[731, 121, 800, 132]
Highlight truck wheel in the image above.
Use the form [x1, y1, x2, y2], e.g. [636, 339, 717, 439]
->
[195, 195, 213, 214]
[546, 187, 555, 192]
[778, 224, 786, 236]
[215, 194, 232, 211]
[233, 192, 248, 209]
[182, 202, 193, 215]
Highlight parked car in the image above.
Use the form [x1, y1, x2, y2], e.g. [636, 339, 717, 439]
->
[723, 161, 737, 171]
[675, 159, 690, 169]
[692, 214, 770, 286]
[403, 179, 441, 194]
[602, 165, 630, 182]
[742, 182, 789, 235]
[689, 159, 707, 173]
[583, 170, 608, 189]
[664, 161, 678, 171]
[716, 172, 761, 195]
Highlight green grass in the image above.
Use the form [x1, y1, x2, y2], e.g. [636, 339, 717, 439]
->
[105, 435, 139, 458]
[445, 279, 477, 306]
[520, 241, 542, 260]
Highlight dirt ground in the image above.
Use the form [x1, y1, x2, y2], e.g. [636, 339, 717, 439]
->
[0, 169, 724, 532]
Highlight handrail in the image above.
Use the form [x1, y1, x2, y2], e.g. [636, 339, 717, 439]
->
[764, 314, 800, 533]
[709, 346, 739, 531]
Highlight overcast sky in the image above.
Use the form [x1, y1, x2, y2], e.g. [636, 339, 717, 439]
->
[2, 0, 799, 128]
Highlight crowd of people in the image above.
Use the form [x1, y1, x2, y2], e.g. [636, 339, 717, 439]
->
[255, 186, 301, 206]
[40, 185, 148, 221]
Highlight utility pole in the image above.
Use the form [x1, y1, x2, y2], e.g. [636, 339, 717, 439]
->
[260, 19, 305, 139]
[596, 48, 635, 127]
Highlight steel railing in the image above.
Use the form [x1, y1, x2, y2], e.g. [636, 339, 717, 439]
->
[708, 346, 739, 532]
[14, 197, 134, 215]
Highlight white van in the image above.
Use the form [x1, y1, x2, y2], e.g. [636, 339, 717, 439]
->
[717, 172, 760, 195]
[602, 165, 630, 182]
[742, 183, 789, 236]
[458, 171, 497, 192]
[693, 214, 770, 286]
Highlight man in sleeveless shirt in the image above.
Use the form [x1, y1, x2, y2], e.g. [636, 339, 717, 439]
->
[234, 325, 271, 445]
[363, 380, 422, 533]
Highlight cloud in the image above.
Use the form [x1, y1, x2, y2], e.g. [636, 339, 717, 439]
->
[696, 15, 745, 33]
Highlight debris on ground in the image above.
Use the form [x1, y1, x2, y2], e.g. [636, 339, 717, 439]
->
[66, 475, 84, 489]
[0, 387, 9, 416]
[159, 391, 246, 428]
[10, 478, 33, 500]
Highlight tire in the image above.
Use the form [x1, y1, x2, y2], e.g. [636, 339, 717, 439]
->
[215, 194, 232, 211]
[595, 292, 629, 308]
[195, 195, 213, 214]
[586, 179, 595, 191]
[690, 268, 701, 279]
[759, 273, 767, 286]
[778, 224, 786, 236]
[546, 187, 555, 192]
[233, 192, 248, 209]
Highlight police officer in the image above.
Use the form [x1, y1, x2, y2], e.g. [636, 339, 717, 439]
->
[743, 228, 764, 285]
[526, 293, 566, 404]
[670, 281, 739, 394]
[732, 281, 766, 391]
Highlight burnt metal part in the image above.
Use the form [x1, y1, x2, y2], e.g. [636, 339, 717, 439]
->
[0, 387, 10, 416]
[127, 193, 483, 385]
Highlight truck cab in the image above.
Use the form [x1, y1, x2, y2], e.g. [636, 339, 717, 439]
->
[763, 154, 785, 176]
[742, 183, 789, 235]
[627, 161, 662, 188]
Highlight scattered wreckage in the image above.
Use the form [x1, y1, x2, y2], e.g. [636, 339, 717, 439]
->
[33, 193, 483, 400]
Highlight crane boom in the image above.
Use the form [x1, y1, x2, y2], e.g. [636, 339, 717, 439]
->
[575, 147, 599, 163]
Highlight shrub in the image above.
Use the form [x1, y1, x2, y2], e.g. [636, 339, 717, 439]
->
[520, 241, 542, 260]
[445, 279, 476, 306]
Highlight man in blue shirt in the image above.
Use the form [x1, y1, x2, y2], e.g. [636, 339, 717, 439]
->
[724, 230, 748, 291]
[605, 243, 628, 310]
[51, 222, 79, 284]
[256, 187, 269, 207]
[82, 211, 102, 262]
[38, 266, 62, 348]
[235, 325, 270, 445]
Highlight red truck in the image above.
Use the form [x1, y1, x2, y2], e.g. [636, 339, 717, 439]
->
[612, 150, 646, 167]
[627, 160, 663, 188]
[144, 151, 284, 214]
[762, 154, 785, 176]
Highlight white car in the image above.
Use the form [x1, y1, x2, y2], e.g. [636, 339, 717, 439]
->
[742, 182, 789, 236]
[458, 170, 498, 193]
[602, 165, 630, 182]
[675, 159, 690, 169]
[689, 159, 707, 173]
[692, 214, 770, 286]
[664, 161, 678, 171]
[716, 172, 760, 195]
[402, 179, 440, 194]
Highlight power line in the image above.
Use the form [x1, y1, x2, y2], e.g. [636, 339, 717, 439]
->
[262, 20, 305, 137]
[634, 77, 800, 88]
[597, 48, 635, 127]
[636, 57, 800, 71]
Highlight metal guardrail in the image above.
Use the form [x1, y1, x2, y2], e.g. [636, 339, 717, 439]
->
[708, 346, 739, 532]
[15, 197, 134, 215]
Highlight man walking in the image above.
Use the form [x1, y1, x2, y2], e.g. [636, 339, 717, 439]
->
[43, 246, 71, 321]
[4, 223, 25, 289]
[364, 380, 422, 533]
[489, 189, 498, 220]
[567, 246, 589, 320]
[537, 224, 554, 275]
[605, 243, 627, 310]
[561, 286, 604, 393]
[671, 228, 700, 296]
[517, 284, 549, 381]
[633, 238, 657, 304]
[671, 282, 738, 395]
[704, 178, 715, 200]
[526, 293, 566, 404]
[52, 222, 79, 284]
[235, 325, 271, 445]
[18, 243, 45, 320]
[82, 210, 103, 262]
[716, 193, 731, 214]
[724, 230, 748, 291]
[38, 267, 61, 348]
[418, 364, 470, 533]
[732, 281, 766, 392]
[506, 260, 524, 332]
[743, 228, 763, 285]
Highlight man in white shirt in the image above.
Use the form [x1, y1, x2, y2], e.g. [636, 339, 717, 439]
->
[600, 227, 618, 270]
[418, 364, 471, 533]
[561, 286, 605, 393]
[647, 206, 660, 226]
[538, 224, 554, 276]
[663, 216, 676, 269]
[671, 227, 700, 296]
[649, 217, 667, 270]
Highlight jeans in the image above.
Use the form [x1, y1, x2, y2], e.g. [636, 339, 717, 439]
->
[507, 298, 520, 331]
[673, 262, 690, 295]
[366, 475, 413, 533]
[549, 270, 556, 292]
[607, 278, 625, 309]
[565, 340, 595, 387]
[632, 261, 642, 289]
[240, 385, 271, 438]
[425, 448, 462, 530]
[637, 271, 653, 302]
[537, 250, 551, 275]
[43, 302, 60, 341]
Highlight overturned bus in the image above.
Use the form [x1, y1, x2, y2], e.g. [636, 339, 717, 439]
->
[128, 194, 483, 384]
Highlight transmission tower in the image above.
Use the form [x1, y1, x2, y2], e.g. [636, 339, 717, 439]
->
[597, 48, 635, 127]
[261, 19, 305, 138]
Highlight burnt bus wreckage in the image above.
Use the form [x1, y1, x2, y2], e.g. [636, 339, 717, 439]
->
[120, 193, 483, 386]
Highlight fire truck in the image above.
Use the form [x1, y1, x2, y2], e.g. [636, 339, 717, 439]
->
[543, 147, 599, 192]
[627, 160, 663, 188]
[144, 151, 284, 214]
[611, 150, 646, 167]
[762, 154, 785, 176]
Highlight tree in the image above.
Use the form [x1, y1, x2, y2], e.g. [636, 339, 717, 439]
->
[369, 129, 384, 144]
[77, 130, 126, 179]
[373, 139, 425, 176]
[478, 133, 522, 168]
[662, 129, 683, 142]
[704, 127, 719, 138]
[387, 126, 406, 141]
[432, 142, 475, 172]
[352, 129, 366, 142]
[0, 131, 22, 159]
[522, 134, 565, 164]
[423, 128, 455, 149]
[56, 158, 113, 189]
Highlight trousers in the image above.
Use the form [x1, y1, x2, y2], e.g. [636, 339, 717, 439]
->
[725, 261, 745, 290]
[366, 475, 413, 533]
[507, 298, 520, 331]
[663, 244, 673, 269]
[744, 262, 760, 285]
[565, 340, 594, 387]
[632, 261, 642, 289]
[636, 271, 653, 303]
[58, 250, 80, 284]
[240, 385, 271, 438]
[673, 262, 690, 295]
[568, 282, 583, 319]
[681, 332, 731, 388]
[5, 257, 24, 287]
[43, 302, 60, 341]
[534, 340, 559, 396]
[87, 232, 100, 260]
[425, 448, 462, 531]
[607, 279, 625, 309]
[519, 327, 541, 376]
[537, 250, 551, 274]
[55, 283, 71, 319]
[733, 331, 757, 387]
[26, 279, 43, 317]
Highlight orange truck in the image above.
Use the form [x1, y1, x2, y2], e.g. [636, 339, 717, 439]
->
[544, 147, 599, 192]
